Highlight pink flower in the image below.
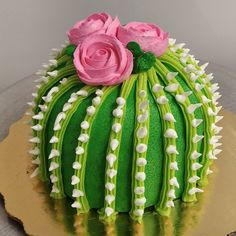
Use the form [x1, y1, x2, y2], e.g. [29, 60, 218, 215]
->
[117, 21, 169, 57]
[73, 34, 133, 86]
[67, 12, 120, 45]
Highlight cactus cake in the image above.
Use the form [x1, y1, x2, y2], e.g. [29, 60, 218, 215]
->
[28, 12, 222, 222]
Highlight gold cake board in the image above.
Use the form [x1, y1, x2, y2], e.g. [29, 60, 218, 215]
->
[0, 109, 235, 236]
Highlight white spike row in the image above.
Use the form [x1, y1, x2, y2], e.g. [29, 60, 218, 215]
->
[51, 185, 60, 193]
[191, 150, 202, 160]
[168, 38, 176, 46]
[71, 201, 82, 209]
[72, 161, 81, 170]
[184, 64, 196, 73]
[32, 157, 40, 165]
[92, 96, 101, 106]
[49, 136, 59, 143]
[192, 119, 203, 128]
[201, 95, 211, 104]
[156, 96, 168, 105]
[163, 113, 176, 122]
[33, 112, 44, 120]
[105, 207, 114, 216]
[187, 103, 202, 114]
[49, 59, 57, 66]
[76, 146, 85, 155]
[195, 83, 205, 91]
[105, 182, 115, 191]
[134, 197, 146, 206]
[168, 189, 176, 198]
[190, 73, 198, 82]
[215, 116, 223, 123]
[77, 90, 89, 97]
[31, 124, 43, 131]
[38, 104, 47, 112]
[106, 154, 117, 167]
[133, 209, 144, 217]
[188, 187, 203, 195]
[110, 139, 119, 151]
[135, 172, 146, 181]
[192, 135, 204, 143]
[188, 175, 200, 183]
[47, 70, 58, 78]
[49, 162, 59, 171]
[62, 103, 72, 112]
[164, 129, 178, 138]
[60, 78, 68, 85]
[112, 108, 123, 118]
[80, 121, 89, 130]
[191, 162, 203, 171]
[166, 145, 179, 155]
[29, 147, 40, 155]
[71, 175, 80, 185]
[165, 83, 179, 92]
[166, 72, 178, 81]
[72, 189, 84, 197]
[50, 174, 58, 183]
[27, 101, 35, 107]
[105, 195, 115, 205]
[170, 161, 178, 170]
[78, 134, 89, 143]
[112, 123, 122, 133]
[136, 143, 148, 153]
[107, 169, 117, 179]
[30, 167, 39, 178]
[134, 186, 145, 195]
[136, 158, 147, 167]
[166, 200, 175, 208]
[152, 84, 163, 93]
[208, 151, 217, 160]
[29, 137, 40, 143]
[49, 149, 60, 159]
[169, 177, 179, 188]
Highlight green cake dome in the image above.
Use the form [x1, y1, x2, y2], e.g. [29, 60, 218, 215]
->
[28, 13, 222, 223]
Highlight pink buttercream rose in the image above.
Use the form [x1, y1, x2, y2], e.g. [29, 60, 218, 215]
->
[67, 12, 120, 45]
[117, 21, 169, 57]
[73, 34, 133, 86]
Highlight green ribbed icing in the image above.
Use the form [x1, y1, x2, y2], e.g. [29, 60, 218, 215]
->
[29, 40, 222, 222]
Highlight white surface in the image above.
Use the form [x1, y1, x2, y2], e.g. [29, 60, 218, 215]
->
[0, 0, 236, 92]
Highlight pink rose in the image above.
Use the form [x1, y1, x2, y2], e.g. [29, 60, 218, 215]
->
[67, 12, 120, 45]
[117, 22, 169, 57]
[73, 34, 133, 86]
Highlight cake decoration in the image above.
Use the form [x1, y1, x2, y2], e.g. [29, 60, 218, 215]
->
[27, 12, 223, 223]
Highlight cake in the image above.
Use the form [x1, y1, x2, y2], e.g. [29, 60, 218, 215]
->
[28, 12, 222, 222]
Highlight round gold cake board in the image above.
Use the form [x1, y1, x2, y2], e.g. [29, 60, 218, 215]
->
[0, 109, 235, 236]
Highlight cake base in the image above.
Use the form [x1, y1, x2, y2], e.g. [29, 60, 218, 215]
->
[0, 109, 235, 236]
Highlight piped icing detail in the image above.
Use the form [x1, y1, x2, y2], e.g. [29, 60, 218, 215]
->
[49, 86, 96, 198]
[154, 59, 201, 203]
[72, 86, 116, 213]
[99, 74, 137, 222]
[148, 68, 178, 217]
[130, 72, 149, 222]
